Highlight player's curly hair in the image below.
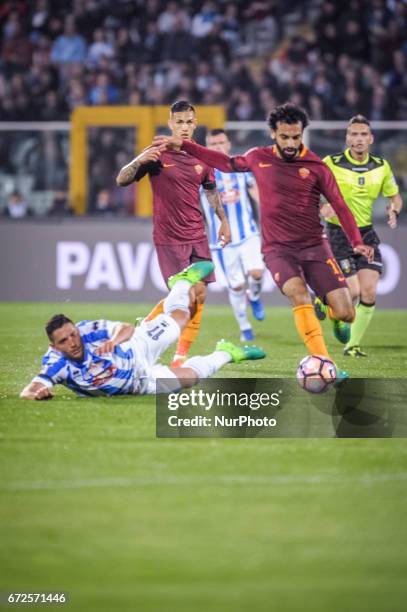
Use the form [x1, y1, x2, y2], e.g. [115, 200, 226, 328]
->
[267, 103, 309, 130]
[46, 314, 74, 340]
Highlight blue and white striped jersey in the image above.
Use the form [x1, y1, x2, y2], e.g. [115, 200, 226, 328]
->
[32, 320, 144, 397]
[200, 170, 259, 249]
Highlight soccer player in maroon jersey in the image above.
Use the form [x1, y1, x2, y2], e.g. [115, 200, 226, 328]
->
[116, 100, 231, 366]
[154, 103, 374, 366]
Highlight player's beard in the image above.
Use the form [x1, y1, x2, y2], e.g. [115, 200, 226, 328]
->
[276, 143, 299, 161]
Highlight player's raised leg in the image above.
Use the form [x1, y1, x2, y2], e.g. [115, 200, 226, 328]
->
[155, 243, 215, 367]
[143, 261, 215, 369]
[146, 263, 266, 393]
[171, 280, 206, 366]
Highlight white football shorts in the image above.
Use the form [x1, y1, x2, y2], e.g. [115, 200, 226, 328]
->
[132, 314, 180, 395]
[212, 235, 265, 289]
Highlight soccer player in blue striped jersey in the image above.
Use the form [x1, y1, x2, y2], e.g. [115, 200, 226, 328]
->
[200, 129, 265, 342]
[20, 262, 265, 400]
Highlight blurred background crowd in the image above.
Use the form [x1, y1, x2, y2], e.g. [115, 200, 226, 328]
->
[1, 0, 407, 217]
[1, 0, 407, 122]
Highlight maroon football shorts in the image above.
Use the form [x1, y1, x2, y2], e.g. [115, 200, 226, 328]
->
[264, 239, 347, 299]
[155, 240, 215, 287]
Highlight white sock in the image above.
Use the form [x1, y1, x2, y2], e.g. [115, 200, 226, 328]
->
[247, 276, 262, 301]
[181, 351, 231, 379]
[228, 288, 251, 331]
[163, 280, 191, 315]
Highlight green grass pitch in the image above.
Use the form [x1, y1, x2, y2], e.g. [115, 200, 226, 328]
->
[1, 302, 407, 612]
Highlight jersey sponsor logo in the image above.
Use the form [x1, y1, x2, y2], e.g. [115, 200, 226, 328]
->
[194, 164, 204, 174]
[163, 163, 175, 168]
[258, 162, 272, 168]
[93, 366, 116, 386]
[298, 167, 310, 179]
[85, 363, 116, 385]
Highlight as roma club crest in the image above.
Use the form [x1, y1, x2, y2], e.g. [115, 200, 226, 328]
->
[298, 167, 310, 179]
[194, 164, 203, 175]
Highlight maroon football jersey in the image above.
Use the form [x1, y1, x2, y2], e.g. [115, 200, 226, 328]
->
[181, 141, 363, 251]
[135, 149, 215, 246]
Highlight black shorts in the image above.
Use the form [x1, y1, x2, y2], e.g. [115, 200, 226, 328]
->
[326, 223, 382, 277]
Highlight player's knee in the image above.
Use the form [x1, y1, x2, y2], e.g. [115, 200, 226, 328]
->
[335, 304, 355, 322]
[249, 270, 263, 281]
[170, 367, 199, 387]
[360, 288, 376, 304]
[283, 277, 309, 303]
[284, 284, 310, 306]
[231, 284, 244, 292]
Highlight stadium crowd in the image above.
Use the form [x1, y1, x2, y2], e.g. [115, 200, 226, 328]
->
[1, 0, 407, 122]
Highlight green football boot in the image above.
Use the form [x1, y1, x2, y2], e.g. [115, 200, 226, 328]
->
[167, 260, 214, 289]
[334, 369, 350, 388]
[313, 296, 327, 321]
[332, 319, 351, 344]
[314, 297, 350, 344]
[343, 345, 367, 358]
[216, 340, 266, 362]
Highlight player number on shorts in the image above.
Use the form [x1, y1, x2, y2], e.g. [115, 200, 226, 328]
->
[326, 258, 342, 276]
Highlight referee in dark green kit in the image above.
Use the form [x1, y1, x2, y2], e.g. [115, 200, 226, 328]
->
[316, 115, 403, 357]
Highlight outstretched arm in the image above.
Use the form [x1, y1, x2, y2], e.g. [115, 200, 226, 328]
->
[153, 136, 250, 173]
[20, 381, 53, 400]
[203, 188, 231, 246]
[116, 146, 161, 186]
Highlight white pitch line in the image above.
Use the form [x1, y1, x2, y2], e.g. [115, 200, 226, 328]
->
[2, 472, 407, 492]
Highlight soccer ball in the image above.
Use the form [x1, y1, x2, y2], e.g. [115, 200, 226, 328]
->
[296, 354, 336, 394]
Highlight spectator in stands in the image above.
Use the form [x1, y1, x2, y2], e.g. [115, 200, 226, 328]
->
[157, 1, 190, 34]
[47, 190, 74, 216]
[50, 17, 87, 65]
[191, 1, 220, 38]
[91, 189, 117, 216]
[3, 191, 33, 219]
[88, 72, 118, 105]
[86, 28, 114, 68]
[0, 0, 405, 123]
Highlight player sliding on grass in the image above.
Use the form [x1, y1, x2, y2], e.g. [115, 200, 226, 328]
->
[20, 262, 265, 400]
[154, 103, 373, 370]
[116, 100, 231, 368]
